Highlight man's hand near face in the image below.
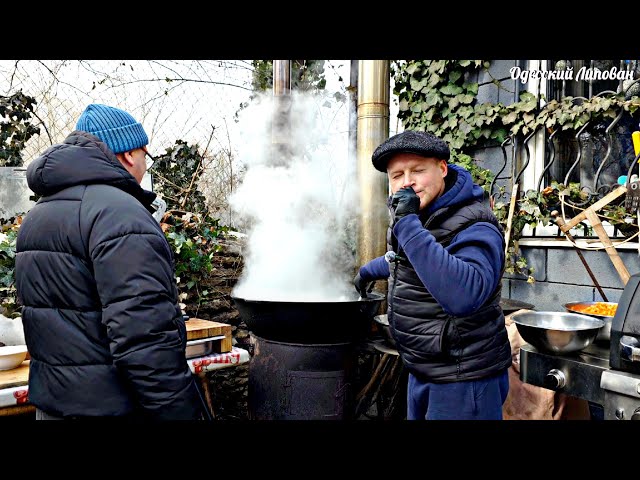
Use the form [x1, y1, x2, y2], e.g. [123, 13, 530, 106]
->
[391, 186, 420, 223]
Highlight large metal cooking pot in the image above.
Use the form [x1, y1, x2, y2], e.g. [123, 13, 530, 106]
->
[231, 292, 385, 344]
[512, 310, 605, 355]
[563, 301, 617, 342]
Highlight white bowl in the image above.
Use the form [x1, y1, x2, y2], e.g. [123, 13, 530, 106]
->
[0, 345, 28, 371]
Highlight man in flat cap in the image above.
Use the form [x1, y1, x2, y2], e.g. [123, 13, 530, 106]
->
[354, 129, 511, 420]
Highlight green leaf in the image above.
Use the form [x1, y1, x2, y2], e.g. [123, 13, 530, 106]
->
[451, 136, 465, 149]
[519, 91, 537, 103]
[502, 111, 518, 124]
[0, 271, 13, 287]
[410, 76, 429, 90]
[405, 63, 419, 75]
[480, 128, 496, 139]
[458, 106, 474, 118]
[440, 84, 463, 96]
[448, 70, 462, 83]
[428, 60, 446, 74]
[425, 91, 441, 107]
[460, 94, 475, 105]
[464, 82, 479, 96]
[428, 74, 443, 87]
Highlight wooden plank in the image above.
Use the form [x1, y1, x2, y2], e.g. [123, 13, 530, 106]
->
[186, 319, 232, 341]
[198, 376, 216, 420]
[584, 208, 631, 285]
[561, 185, 627, 231]
[216, 336, 233, 354]
[0, 404, 35, 417]
[503, 183, 519, 259]
[554, 212, 609, 301]
[0, 360, 29, 390]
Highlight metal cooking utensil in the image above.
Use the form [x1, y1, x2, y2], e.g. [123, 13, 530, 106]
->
[512, 310, 604, 355]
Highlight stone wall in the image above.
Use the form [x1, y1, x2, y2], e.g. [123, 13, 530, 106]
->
[182, 236, 252, 421]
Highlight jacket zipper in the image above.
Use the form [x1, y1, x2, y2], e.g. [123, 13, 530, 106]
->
[388, 260, 400, 328]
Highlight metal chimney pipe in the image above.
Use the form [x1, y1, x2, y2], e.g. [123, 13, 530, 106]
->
[356, 60, 390, 269]
[273, 60, 291, 96]
[272, 60, 293, 166]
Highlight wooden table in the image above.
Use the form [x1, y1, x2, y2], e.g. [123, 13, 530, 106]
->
[0, 361, 33, 417]
[186, 318, 233, 353]
[0, 319, 247, 419]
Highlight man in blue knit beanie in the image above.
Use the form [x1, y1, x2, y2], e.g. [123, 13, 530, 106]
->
[15, 104, 203, 420]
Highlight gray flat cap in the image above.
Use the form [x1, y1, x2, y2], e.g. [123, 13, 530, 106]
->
[372, 130, 450, 172]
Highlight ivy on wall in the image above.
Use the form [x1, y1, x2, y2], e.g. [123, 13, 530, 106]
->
[0, 91, 40, 167]
[0, 219, 19, 318]
[152, 139, 209, 216]
[391, 60, 640, 279]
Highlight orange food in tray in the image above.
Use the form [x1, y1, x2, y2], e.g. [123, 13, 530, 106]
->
[571, 302, 618, 317]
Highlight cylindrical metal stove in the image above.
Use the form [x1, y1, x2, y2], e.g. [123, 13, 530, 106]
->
[248, 335, 357, 420]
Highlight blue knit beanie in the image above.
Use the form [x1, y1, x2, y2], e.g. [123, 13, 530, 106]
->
[75, 104, 149, 154]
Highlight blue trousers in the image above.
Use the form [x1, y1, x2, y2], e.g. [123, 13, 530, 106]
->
[407, 368, 509, 420]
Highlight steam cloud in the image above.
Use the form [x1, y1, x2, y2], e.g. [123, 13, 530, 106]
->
[231, 91, 358, 301]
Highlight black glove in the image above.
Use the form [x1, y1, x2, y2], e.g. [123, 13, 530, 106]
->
[391, 186, 420, 221]
[353, 272, 375, 298]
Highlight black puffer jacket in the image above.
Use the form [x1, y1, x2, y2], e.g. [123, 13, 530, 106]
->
[388, 199, 512, 382]
[15, 131, 201, 419]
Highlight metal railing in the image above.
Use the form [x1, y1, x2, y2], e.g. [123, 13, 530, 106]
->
[489, 92, 640, 239]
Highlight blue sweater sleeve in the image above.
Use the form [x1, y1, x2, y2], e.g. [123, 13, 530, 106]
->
[359, 255, 389, 280]
[393, 214, 504, 316]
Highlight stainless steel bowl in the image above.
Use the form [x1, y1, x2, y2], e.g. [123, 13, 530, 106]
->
[512, 310, 605, 355]
[563, 301, 617, 343]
